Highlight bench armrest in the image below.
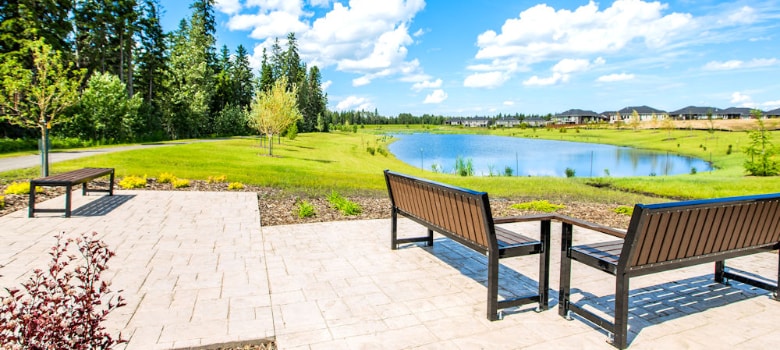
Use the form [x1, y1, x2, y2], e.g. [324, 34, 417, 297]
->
[494, 214, 626, 239]
[493, 213, 558, 224]
[555, 214, 626, 239]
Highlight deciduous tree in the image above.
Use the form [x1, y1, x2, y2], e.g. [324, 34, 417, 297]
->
[249, 77, 302, 156]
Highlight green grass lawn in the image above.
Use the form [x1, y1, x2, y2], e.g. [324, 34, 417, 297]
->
[2, 124, 778, 206]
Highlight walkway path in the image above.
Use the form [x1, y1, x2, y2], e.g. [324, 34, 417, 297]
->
[1, 191, 778, 349]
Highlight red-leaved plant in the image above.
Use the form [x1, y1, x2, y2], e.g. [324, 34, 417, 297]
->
[0, 232, 126, 349]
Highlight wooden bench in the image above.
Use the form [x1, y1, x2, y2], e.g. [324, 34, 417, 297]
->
[29, 168, 115, 218]
[558, 193, 780, 349]
[384, 170, 551, 320]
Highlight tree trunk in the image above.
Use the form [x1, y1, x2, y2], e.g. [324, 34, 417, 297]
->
[40, 124, 50, 177]
[268, 133, 273, 155]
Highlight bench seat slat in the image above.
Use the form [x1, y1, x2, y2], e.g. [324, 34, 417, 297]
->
[571, 241, 623, 266]
[31, 168, 114, 185]
[495, 226, 537, 247]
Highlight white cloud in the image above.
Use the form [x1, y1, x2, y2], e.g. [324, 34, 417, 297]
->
[423, 89, 448, 104]
[730, 92, 755, 107]
[216, 0, 242, 14]
[722, 6, 756, 25]
[469, 0, 692, 85]
[412, 79, 442, 91]
[523, 57, 604, 86]
[321, 80, 332, 91]
[597, 73, 635, 82]
[763, 100, 780, 110]
[463, 71, 509, 88]
[228, 0, 429, 88]
[336, 96, 374, 111]
[704, 58, 778, 71]
[503, 101, 515, 106]
[309, 0, 331, 8]
[523, 73, 566, 86]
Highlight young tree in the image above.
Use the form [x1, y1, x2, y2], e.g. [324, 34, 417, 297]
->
[0, 39, 85, 176]
[69, 72, 142, 142]
[629, 109, 641, 130]
[249, 77, 302, 156]
[744, 111, 779, 176]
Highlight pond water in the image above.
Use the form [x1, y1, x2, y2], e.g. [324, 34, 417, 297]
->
[387, 133, 712, 177]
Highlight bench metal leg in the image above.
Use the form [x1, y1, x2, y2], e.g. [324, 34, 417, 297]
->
[775, 252, 780, 301]
[538, 220, 551, 310]
[426, 228, 434, 246]
[613, 274, 630, 349]
[391, 209, 398, 250]
[64, 185, 73, 218]
[559, 222, 573, 317]
[28, 182, 36, 218]
[108, 169, 115, 196]
[714, 260, 726, 284]
[487, 252, 500, 321]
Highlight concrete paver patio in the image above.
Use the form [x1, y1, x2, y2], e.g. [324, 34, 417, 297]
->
[1, 190, 778, 349]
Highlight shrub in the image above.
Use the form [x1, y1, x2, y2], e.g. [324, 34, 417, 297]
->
[690, 167, 697, 175]
[0, 195, 4, 209]
[4, 181, 42, 195]
[227, 182, 244, 190]
[207, 175, 228, 184]
[727, 144, 733, 155]
[118, 175, 146, 189]
[511, 200, 565, 213]
[172, 178, 190, 188]
[565, 167, 576, 178]
[158, 172, 176, 184]
[296, 200, 316, 218]
[613, 206, 634, 216]
[0, 232, 126, 348]
[366, 146, 375, 155]
[504, 166, 513, 177]
[376, 147, 388, 156]
[454, 156, 474, 176]
[327, 191, 362, 216]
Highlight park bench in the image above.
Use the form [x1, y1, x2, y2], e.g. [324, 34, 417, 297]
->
[384, 170, 551, 321]
[29, 167, 115, 218]
[558, 193, 780, 349]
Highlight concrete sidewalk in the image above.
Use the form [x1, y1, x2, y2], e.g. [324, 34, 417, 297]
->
[0, 191, 778, 349]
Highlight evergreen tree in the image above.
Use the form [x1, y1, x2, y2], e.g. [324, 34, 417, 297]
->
[232, 45, 254, 108]
[258, 48, 274, 93]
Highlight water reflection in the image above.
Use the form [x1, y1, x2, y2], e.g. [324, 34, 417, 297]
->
[388, 133, 711, 177]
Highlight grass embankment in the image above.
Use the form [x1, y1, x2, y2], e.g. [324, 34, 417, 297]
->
[1, 120, 778, 205]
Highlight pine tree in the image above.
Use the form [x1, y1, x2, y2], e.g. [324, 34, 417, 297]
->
[232, 45, 254, 108]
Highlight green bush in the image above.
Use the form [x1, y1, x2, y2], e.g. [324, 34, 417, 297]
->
[158, 172, 176, 184]
[366, 146, 375, 155]
[296, 200, 316, 218]
[613, 206, 634, 216]
[510, 200, 565, 213]
[0, 196, 4, 209]
[172, 178, 190, 188]
[227, 182, 244, 190]
[565, 167, 576, 178]
[376, 147, 388, 156]
[4, 182, 41, 195]
[118, 175, 146, 189]
[327, 191, 362, 216]
[454, 156, 473, 176]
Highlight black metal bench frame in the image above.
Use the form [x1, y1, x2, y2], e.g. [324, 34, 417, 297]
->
[558, 193, 780, 349]
[385, 170, 551, 321]
[28, 167, 115, 218]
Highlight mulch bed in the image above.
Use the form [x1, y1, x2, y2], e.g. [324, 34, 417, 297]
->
[1, 178, 632, 229]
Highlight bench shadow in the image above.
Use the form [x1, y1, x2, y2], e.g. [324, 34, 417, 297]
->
[405, 237, 547, 315]
[71, 195, 135, 217]
[568, 271, 772, 346]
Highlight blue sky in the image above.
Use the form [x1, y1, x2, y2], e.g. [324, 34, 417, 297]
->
[159, 0, 780, 116]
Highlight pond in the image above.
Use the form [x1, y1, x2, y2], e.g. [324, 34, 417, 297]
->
[387, 133, 712, 177]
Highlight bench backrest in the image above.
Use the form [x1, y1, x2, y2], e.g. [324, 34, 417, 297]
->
[384, 170, 496, 254]
[620, 193, 780, 273]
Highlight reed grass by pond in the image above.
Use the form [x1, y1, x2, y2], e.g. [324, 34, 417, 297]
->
[1, 122, 778, 204]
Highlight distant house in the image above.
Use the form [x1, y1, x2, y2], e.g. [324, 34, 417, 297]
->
[446, 117, 490, 127]
[721, 107, 756, 119]
[494, 118, 522, 128]
[766, 108, 780, 118]
[668, 106, 723, 120]
[605, 106, 667, 123]
[554, 109, 604, 124]
[523, 117, 551, 127]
